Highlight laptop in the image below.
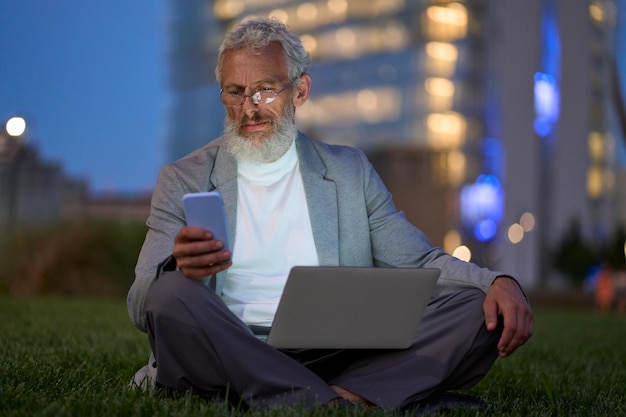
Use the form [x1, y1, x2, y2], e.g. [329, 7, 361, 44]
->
[265, 266, 440, 349]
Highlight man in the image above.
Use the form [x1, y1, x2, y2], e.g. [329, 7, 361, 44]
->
[127, 17, 533, 412]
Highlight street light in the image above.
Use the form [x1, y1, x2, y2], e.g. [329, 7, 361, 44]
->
[0, 116, 27, 163]
[6, 117, 26, 137]
[0, 116, 28, 234]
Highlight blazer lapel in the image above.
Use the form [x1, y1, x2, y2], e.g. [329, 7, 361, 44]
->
[296, 134, 339, 265]
[209, 144, 238, 294]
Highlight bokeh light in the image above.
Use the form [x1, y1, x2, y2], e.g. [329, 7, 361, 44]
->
[452, 245, 471, 262]
[6, 116, 26, 137]
[507, 223, 525, 244]
[519, 212, 536, 232]
[444, 229, 461, 254]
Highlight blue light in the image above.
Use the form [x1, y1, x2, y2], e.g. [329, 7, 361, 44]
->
[482, 137, 503, 177]
[533, 117, 553, 137]
[476, 174, 500, 187]
[474, 219, 497, 242]
[460, 175, 504, 242]
[534, 72, 560, 138]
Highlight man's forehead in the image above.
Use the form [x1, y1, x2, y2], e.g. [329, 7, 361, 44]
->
[220, 43, 288, 84]
[223, 42, 285, 62]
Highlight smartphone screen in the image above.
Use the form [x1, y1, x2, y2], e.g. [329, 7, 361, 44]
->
[182, 191, 231, 253]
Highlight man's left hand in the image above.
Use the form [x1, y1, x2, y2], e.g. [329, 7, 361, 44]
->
[483, 276, 533, 358]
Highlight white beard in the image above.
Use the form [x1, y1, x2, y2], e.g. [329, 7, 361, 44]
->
[225, 108, 297, 164]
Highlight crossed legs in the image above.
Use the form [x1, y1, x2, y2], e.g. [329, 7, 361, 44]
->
[144, 271, 501, 410]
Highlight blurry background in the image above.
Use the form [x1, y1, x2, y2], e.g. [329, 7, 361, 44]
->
[1, 0, 625, 304]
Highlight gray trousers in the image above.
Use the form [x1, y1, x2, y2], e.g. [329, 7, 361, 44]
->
[144, 271, 501, 410]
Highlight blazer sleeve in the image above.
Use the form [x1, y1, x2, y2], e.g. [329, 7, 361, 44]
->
[357, 150, 503, 294]
[126, 164, 191, 332]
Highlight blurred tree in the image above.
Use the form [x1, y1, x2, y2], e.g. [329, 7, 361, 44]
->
[552, 218, 597, 284]
[604, 225, 626, 270]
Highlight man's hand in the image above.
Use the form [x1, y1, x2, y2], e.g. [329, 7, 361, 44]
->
[172, 226, 232, 280]
[483, 276, 533, 358]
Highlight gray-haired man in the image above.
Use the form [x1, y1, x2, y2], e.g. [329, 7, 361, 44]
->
[128, 17, 532, 413]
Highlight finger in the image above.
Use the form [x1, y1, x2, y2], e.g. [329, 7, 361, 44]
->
[497, 308, 518, 356]
[516, 305, 534, 339]
[499, 304, 535, 357]
[482, 298, 499, 331]
[520, 306, 533, 346]
[175, 246, 231, 269]
[176, 239, 225, 257]
[502, 332, 527, 357]
[176, 226, 213, 243]
[173, 226, 226, 256]
[181, 260, 232, 280]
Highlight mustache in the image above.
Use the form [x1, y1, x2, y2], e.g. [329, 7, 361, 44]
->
[238, 114, 272, 127]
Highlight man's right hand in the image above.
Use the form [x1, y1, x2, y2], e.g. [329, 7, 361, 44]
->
[172, 226, 233, 279]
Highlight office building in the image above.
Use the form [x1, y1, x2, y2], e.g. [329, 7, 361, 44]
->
[166, 0, 626, 290]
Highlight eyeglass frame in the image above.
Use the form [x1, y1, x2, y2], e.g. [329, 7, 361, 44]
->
[219, 78, 298, 107]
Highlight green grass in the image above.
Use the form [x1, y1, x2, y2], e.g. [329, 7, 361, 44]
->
[1, 297, 625, 417]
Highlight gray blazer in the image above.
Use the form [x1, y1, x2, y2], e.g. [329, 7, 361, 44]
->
[127, 133, 502, 332]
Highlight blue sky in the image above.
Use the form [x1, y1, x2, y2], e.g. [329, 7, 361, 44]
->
[0, 0, 168, 195]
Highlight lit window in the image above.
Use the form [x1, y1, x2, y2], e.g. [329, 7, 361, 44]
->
[426, 41, 458, 61]
[444, 230, 461, 254]
[300, 34, 318, 56]
[423, 3, 468, 40]
[214, 0, 244, 19]
[297, 3, 318, 21]
[425, 77, 455, 97]
[269, 9, 289, 23]
[424, 42, 458, 76]
[445, 150, 465, 186]
[425, 77, 455, 110]
[425, 111, 466, 149]
[327, 0, 348, 15]
[589, 1, 604, 24]
[587, 166, 603, 198]
[335, 27, 357, 49]
[588, 131, 604, 162]
[297, 87, 401, 126]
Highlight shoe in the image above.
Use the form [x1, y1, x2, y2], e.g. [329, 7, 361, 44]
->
[407, 392, 489, 415]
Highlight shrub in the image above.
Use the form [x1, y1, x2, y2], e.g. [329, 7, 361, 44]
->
[552, 218, 598, 284]
[0, 220, 147, 297]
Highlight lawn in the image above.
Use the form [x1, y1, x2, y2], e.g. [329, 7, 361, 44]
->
[1, 296, 625, 417]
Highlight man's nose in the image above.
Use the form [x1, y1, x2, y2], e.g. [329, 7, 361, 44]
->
[241, 93, 260, 115]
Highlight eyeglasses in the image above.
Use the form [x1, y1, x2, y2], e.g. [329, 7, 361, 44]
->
[220, 79, 296, 107]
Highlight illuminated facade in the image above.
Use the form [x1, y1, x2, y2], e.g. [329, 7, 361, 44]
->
[166, 0, 626, 289]
[167, 0, 489, 249]
[168, 1, 482, 156]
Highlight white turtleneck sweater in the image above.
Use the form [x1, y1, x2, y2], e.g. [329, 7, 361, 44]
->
[221, 140, 319, 326]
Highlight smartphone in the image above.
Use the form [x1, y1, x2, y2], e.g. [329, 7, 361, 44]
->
[182, 191, 232, 253]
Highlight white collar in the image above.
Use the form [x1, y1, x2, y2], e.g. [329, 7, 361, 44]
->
[237, 139, 297, 185]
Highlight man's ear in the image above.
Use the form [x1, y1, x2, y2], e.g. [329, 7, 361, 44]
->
[293, 73, 312, 108]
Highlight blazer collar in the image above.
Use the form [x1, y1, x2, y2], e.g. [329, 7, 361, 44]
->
[208, 142, 238, 241]
[296, 133, 339, 265]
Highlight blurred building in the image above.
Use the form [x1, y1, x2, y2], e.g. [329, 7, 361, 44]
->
[0, 138, 87, 234]
[0, 117, 154, 233]
[165, 0, 626, 290]
[84, 193, 152, 222]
